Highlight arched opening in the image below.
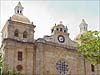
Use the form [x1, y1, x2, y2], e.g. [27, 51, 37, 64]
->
[51, 29, 54, 33]
[23, 31, 27, 38]
[56, 28, 59, 31]
[17, 10, 19, 14]
[91, 64, 95, 72]
[14, 29, 19, 37]
[60, 28, 63, 31]
[20, 10, 22, 14]
[64, 30, 66, 32]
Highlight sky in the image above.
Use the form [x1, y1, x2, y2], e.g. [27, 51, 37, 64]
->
[0, 0, 100, 46]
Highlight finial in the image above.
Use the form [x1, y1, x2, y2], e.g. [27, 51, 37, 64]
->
[8, 17, 12, 21]
[16, 2, 23, 8]
[18, 1, 21, 4]
[55, 23, 56, 26]
[32, 22, 33, 24]
[81, 19, 87, 24]
[60, 21, 62, 24]
[66, 26, 68, 30]
[82, 19, 85, 22]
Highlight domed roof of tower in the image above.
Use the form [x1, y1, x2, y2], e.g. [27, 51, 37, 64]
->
[11, 14, 31, 24]
[11, 2, 31, 24]
[51, 21, 65, 29]
[51, 21, 68, 34]
[57, 21, 65, 27]
[80, 19, 88, 26]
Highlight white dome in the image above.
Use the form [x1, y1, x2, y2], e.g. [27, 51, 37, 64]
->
[11, 14, 31, 24]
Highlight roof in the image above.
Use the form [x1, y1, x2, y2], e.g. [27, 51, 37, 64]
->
[15, 2, 23, 9]
[80, 19, 88, 26]
[11, 14, 31, 24]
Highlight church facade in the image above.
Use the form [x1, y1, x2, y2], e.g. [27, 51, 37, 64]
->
[0, 2, 100, 75]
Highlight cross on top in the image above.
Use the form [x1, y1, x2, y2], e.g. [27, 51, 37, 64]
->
[60, 21, 63, 24]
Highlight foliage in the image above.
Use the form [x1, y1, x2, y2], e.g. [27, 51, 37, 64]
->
[2, 70, 23, 75]
[0, 51, 23, 75]
[77, 30, 100, 64]
[0, 53, 3, 68]
[0, 51, 3, 75]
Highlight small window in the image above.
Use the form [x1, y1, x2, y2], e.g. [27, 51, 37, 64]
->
[51, 29, 54, 33]
[84, 26, 85, 30]
[56, 28, 59, 31]
[91, 64, 95, 72]
[16, 65, 23, 71]
[60, 28, 62, 31]
[17, 10, 19, 13]
[64, 30, 66, 32]
[20, 11, 22, 14]
[0, 67, 1, 73]
[23, 31, 27, 38]
[18, 51, 22, 61]
[14, 29, 19, 37]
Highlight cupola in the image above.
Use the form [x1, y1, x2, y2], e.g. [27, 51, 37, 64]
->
[51, 21, 68, 34]
[79, 19, 88, 33]
[11, 2, 31, 24]
[14, 2, 24, 15]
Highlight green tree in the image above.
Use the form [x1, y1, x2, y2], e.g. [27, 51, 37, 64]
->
[77, 30, 100, 64]
[0, 52, 3, 75]
[0, 53, 3, 67]
[0, 51, 23, 75]
[2, 70, 23, 75]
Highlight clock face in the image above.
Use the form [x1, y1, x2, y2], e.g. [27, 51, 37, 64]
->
[58, 35, 65, 43]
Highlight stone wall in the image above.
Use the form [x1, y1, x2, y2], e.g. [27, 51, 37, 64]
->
[3, 39, 35, 75]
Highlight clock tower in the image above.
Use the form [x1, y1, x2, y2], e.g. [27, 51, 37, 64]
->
[44, 21, 77, 47]
[51, 21, 69, 44]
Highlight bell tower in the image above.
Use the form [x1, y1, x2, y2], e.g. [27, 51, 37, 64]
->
[79, 19, 88, 33]
[1, 2, 36, 75]
[2, 2, 36, 43]
[75, 19, 88, 43]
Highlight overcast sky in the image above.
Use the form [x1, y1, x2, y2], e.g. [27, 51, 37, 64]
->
[0, 0, 100, 46]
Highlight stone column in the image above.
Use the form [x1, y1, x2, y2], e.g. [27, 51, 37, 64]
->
[35, 42, 44, 75]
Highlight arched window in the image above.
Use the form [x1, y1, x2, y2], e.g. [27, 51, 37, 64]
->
[56, 28, 59, 31]
[51, 29, 54, 33]
[23, 31, 27, 38]
[91, 64, 95, 72]
[64, 30, 66, 32]
[60, 28, 63, 31]
[17, 10, 19, 14]
[20, 10, 22, 14]
[14, 29, 19, 37]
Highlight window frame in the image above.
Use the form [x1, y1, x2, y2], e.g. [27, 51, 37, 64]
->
[14, 29, 19, 37]
[18, 51, 22, 61]
[91, 64, 95, 72]
[23, 31, 28, 38]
